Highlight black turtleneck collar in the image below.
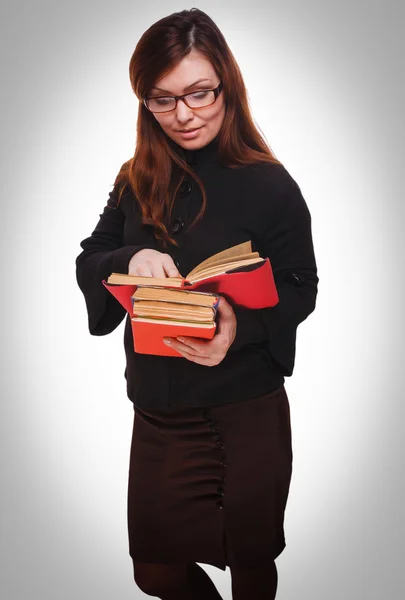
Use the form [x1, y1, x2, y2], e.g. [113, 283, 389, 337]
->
[167, 132, 220, 168]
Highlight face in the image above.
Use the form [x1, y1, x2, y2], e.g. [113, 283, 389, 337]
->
[148, 49, 226, 150]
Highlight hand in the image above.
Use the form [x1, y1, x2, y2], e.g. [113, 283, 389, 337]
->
[163, 295, 237, 366]
[128, 248, 182, 278]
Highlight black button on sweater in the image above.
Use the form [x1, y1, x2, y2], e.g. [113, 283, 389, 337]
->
[75, 135, 319, 410]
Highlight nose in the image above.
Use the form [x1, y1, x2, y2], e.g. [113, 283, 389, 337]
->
[175, 98, 195, 123]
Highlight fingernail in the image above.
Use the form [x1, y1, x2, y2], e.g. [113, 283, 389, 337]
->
[163, 339, 171, 345]
[177, 337, 185, 343]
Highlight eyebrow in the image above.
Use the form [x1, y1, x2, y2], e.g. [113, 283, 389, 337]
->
[150, 78, 213, 94]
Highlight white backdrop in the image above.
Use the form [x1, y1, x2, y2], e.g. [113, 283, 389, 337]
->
[1, 0, 404, 598]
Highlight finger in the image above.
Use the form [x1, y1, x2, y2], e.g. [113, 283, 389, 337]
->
[133, 256, 162, 278]
[176, 336, 225, 364]
[134, 261, 154, 277]
[169, 343, 215, 366]
[164, 337, 203, 356]
[152, 266, 167, 278]
[175, 336, 208, 353]
[151, 257, 168, 279]
[162, 254, 182, 278]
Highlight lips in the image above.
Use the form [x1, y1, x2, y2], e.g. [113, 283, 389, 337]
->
[178, 127, 200, 133]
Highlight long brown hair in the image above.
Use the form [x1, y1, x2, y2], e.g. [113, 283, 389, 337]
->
[114, 8, 282, 249]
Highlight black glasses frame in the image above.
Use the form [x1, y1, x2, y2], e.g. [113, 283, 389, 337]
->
[143, 81, 224, 113]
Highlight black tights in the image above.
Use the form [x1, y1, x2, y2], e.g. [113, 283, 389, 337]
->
[132, 559, 278, 599]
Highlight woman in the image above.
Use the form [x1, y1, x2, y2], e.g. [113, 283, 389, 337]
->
[75, 8, 319, 600]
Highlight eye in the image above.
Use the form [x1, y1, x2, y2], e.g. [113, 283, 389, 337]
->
[189, 91, 209, 99]
[155, 97, 172, 105]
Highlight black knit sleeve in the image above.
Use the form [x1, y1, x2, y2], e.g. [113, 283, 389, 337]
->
[228, 167, 319, 376]
[75, 185, 155, 336]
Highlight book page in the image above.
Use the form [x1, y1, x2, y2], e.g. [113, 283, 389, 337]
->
[107, 273, 183, 286]
[131, 316, 215, 327]
[189, 251, 259, 275]
[132, 301, 215, 321]
[188, 256, 264, 283]
[187, 240, 252, 279]
[133, 286, 218, 306]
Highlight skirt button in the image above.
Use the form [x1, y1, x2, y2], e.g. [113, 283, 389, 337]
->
[216, 500, 224, 509]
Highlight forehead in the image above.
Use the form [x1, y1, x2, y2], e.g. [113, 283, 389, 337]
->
[152, 51, 217, 93]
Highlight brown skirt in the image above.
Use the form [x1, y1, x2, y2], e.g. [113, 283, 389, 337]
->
[127, 384, 293, 571]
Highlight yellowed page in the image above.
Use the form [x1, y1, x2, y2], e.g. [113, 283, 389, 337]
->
[189, 251, 259, 276]
[189, 256, 264, 283]
[131, 316, 215, 328]
[186, 240, 252, 279]
[107, 273, 183, 286]
[133, 302, 214, 320]
[133, 286, 217, 306]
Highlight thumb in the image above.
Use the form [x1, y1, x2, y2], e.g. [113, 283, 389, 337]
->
[215, 296, 232, 328]
[216, 295, 231, 313]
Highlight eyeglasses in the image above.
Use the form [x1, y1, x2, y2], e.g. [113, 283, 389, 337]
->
[143, 81, 223, 114]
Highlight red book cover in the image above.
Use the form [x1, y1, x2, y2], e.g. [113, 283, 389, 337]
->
[102, 257, 279, 357]
[128, 319, 217, 357]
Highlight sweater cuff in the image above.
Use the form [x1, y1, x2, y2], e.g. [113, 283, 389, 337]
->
[228, 305, 268, 352]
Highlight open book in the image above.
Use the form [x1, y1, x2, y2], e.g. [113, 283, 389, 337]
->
[102, 240, 279, 357]
[107, 240, 266, 288]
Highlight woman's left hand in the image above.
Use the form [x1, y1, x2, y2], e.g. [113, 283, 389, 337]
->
[163, 295, 237, 366]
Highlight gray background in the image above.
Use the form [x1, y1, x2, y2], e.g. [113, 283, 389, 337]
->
[1, 0, 404, 598]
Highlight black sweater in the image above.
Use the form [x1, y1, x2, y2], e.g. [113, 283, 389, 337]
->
[75, 135, 319, 410]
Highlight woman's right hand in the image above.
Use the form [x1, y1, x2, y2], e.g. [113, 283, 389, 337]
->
[128, 248, 182, 278]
